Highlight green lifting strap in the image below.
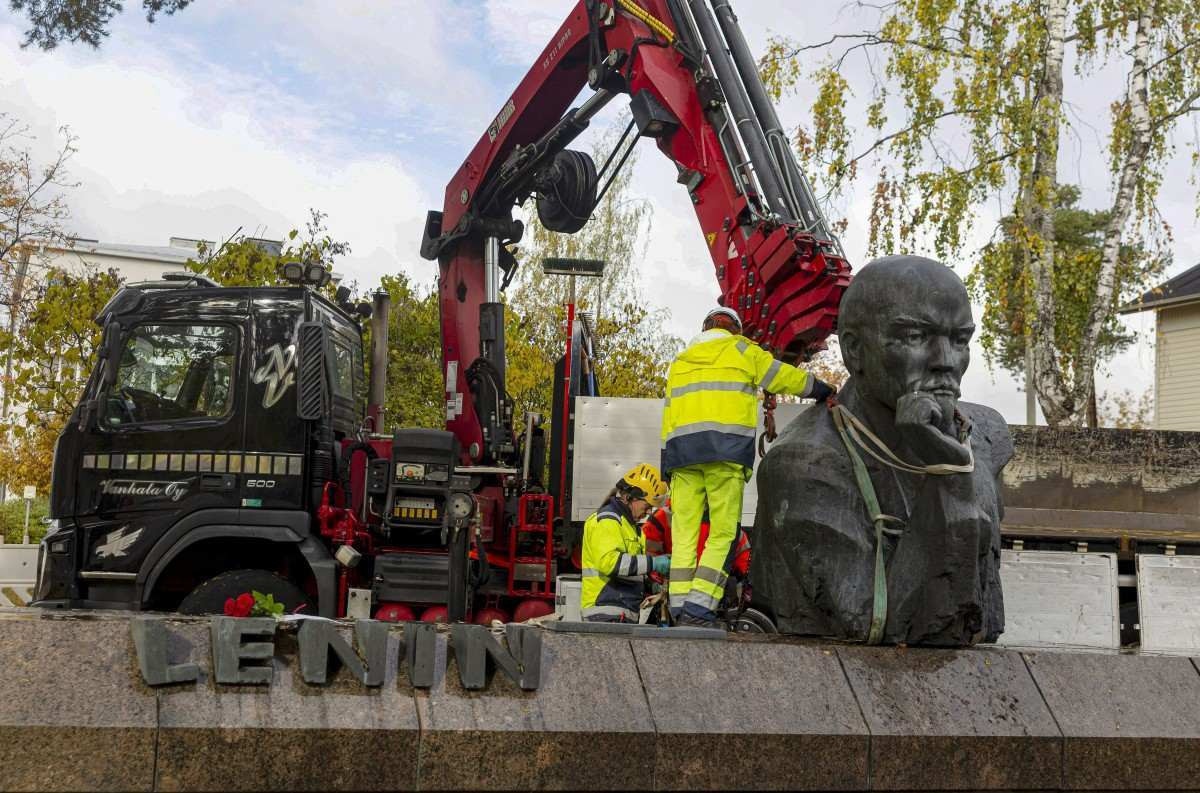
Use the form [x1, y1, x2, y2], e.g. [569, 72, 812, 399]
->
[831, 405, 890, 645]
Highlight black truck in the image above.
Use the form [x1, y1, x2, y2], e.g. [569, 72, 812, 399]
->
[33, 272, 517, 619]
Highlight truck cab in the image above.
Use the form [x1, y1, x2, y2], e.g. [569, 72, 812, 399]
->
[34, 275, 363, 616]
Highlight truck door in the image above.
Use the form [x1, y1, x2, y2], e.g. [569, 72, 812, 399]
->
[72, 312, 248, 602]
[239, 294, 308, 512]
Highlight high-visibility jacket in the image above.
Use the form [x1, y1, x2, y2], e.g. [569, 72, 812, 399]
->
[644, 504, 751, 577]
[581, 497, 649, 622]
[660, 328, 816, 474]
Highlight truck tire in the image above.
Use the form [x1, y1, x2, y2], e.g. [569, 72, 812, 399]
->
[178, 569, 308, 615]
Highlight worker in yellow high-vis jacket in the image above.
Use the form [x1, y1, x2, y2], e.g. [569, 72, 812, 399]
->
[660, 306, 835, 627]
[580, 464, 670, 622]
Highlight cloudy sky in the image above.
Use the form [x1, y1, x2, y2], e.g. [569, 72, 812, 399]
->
[2, 1, 1191, 423]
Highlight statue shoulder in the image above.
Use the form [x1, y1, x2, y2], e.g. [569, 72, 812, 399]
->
[959, 401, 1014, 470]
[760, 406, 853, 487]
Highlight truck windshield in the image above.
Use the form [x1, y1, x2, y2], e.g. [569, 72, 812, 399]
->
[102, 324, 237, 426]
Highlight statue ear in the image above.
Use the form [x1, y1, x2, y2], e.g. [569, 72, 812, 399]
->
[840, 330, 863, 375]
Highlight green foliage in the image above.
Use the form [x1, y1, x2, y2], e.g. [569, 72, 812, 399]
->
[0, 496, 48, 544]
[186, 209, 350, 289]
[250, 590, 286, 618]
[966, 185, 1167, 376]
[376, 272, 444, 430]
[1100, 388, 1154, 429]
[10, 0, 191, 50]
[0, 115, 81, 493]
[505, 122, 682, 429]
[764, 0, 1039, 259]
[762, 0, 1200, 424]
[0, 265, 121, 492]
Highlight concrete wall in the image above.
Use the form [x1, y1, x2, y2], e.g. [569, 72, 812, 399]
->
[1156, 302, 1200, 431]
[1003, 425, 1200, 541]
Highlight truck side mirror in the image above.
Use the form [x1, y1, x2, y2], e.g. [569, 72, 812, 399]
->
[296, 321, 330, 420]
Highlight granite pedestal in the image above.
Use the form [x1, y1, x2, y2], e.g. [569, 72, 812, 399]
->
[2, 609, 1196, 791]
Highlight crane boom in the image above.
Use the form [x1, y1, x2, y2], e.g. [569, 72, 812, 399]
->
[421, 0, 851, 466]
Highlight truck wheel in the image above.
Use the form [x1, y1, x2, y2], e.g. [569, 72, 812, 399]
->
[178, 569, 308, 615]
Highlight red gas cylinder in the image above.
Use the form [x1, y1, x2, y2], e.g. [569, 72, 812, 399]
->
[474, 606, 510, 626]
[512, 598, 554, 623]
[420, 605, 449, 623]
[373, 603, 415, 623]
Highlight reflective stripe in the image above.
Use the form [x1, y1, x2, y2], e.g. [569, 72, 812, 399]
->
[617, 553, 649, 576]
[582, 568, 602, 578]
[684, 588, 721, 612]
[668, 573, 694, 597]
[670, 380, 757, 398]
[759, 359, 782, 391]
[583, 605, 637, 621]
[735, 340, 748, 354]
[596, 511, 621, 522]
[665, 421, 756, 441]
[694, 566, 728, 589]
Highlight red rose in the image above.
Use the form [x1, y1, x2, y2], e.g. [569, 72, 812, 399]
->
[223, 593, 254, 617]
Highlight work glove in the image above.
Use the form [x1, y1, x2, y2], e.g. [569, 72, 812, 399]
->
[809, 378, 836, 404]
[651, 555, 672, 575]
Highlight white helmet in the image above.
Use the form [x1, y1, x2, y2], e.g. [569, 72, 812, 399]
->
[704, 306, 742, 329]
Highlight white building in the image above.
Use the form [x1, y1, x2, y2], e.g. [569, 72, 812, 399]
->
[1120, 262, 1200, 431]
[47, 237, 197, 280]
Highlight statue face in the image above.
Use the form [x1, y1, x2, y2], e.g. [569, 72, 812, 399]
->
[843, 260, 975, 413]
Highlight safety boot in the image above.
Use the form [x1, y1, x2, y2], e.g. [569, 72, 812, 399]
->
[676, 613, 722, 630]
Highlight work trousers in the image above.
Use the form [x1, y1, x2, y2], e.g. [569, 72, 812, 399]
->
[667, 461, 745, 621]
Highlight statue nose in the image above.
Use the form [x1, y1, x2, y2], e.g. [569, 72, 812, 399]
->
[929, 336, 954, 369]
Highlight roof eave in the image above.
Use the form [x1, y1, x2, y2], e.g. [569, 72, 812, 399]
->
[1118, 292, 1200, 314]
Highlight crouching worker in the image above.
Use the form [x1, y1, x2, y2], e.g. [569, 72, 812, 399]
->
[581, 464, 670, 622]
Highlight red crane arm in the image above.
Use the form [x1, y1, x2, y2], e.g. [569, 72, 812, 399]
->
[421, 0, 851, 465]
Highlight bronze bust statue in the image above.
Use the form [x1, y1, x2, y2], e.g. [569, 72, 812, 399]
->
[751, 255, 1012, 646]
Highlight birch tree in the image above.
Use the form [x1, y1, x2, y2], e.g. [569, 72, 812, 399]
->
[762, 0, 1200, 426]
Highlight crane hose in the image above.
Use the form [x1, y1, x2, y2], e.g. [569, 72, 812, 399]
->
[615, 0, 676, 44]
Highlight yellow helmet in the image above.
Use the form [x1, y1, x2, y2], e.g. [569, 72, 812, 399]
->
[620, 463, 667, 508]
